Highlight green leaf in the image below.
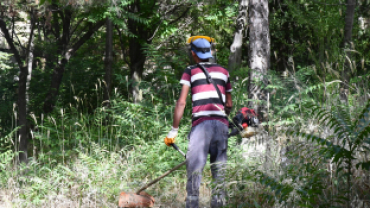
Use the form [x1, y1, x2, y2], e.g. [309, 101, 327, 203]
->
[356, 161, 370, 170]
[253, 201, 262, 208]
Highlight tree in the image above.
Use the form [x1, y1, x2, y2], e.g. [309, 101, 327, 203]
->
[1, 0, 107, 161]
[0, 7, 36, 163]
[340, 0, 356, 103]
[228, 0, 248, 71]
[126, 1, 149, 103]
[42, 1, 105, 114]
[116, 0, 191, 103]
[103, 17, 113, 104]
[247, 0, 270, 122]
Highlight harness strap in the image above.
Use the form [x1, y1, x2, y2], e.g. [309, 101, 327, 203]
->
[197, 63, 225, 106]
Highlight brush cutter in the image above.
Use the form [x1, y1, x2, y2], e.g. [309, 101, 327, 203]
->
[118, 144, 186, 208]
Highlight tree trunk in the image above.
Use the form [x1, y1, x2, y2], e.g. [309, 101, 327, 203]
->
[127, 2, 148, 103]
[340, 0, 356, 103]
[122, 0, 189, 103]
[21, 12, 35, 163]
[17, 66, 28, 163]
[130, 70, 143, 103]
[43, 14, 105, 114]
[0, 10, 35, 163]
[344, 0, 356, 47]
[248, 0, 270, 122]
[228, 0, 248, 71]
[115, 22, 146, 103]
[128, 39, 146, 103]
[103, 18, 113, 103]
[43, 5, 72, 113]
[26, 31, 34, 113]
[43, 60, 68, 113]
[128, 37, 146, 103]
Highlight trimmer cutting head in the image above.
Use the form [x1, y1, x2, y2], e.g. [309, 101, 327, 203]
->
[118, 191, 155, 208]
[118, 144, 186, 207]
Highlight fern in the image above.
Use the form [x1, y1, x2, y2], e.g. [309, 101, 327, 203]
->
[284, 99, 370, 207]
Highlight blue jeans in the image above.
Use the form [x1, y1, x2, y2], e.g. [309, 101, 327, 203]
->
[186, 120, 228, 208]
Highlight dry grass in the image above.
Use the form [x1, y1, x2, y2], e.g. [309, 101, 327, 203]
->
[0, 144, 219, 208]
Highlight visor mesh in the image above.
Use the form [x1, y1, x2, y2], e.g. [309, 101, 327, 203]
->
[190, 42, 211, 53]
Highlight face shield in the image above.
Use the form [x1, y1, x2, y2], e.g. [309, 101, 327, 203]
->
[186, 36, 217, 64]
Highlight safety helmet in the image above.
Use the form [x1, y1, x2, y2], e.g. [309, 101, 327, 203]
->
[186, 36, 217, 63]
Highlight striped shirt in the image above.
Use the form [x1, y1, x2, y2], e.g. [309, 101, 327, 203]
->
[180, 62, 232, 127]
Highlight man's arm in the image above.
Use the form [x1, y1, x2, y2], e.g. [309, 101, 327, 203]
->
[172, 84, 190, 128]
[225, 92, 232, 115]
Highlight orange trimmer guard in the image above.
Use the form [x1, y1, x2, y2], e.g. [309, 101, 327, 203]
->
[118, 191, 155, 208]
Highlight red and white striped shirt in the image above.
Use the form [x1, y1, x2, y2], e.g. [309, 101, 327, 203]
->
[180, 62, 232, 127]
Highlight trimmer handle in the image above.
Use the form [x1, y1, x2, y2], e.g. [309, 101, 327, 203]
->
[171, 144, 186, 158]
[228, 128, 240, 137]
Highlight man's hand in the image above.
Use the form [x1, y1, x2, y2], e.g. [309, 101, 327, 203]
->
[164, 127, 179, 146]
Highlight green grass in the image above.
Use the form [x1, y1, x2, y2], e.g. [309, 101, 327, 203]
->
[1, 68, 370, 208]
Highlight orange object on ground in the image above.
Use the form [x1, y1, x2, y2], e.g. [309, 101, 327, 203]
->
[118, 191, 155, 208]
[117, 145, 186, 208]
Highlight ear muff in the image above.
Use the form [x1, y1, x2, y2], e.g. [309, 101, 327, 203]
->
[186, 36, 215, 44]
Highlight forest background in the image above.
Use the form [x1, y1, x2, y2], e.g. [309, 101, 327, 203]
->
[0, 0, 370, 207]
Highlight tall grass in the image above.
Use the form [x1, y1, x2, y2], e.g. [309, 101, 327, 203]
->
[1, 57, 370, 208]
[222, 61, 370, 208]
[0, 75, 193, 207]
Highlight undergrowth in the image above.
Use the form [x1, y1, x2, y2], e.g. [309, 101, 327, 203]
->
[0, 66, 370, 208]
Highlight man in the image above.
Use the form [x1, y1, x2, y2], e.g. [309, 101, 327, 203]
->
[164, 36, 233, 208]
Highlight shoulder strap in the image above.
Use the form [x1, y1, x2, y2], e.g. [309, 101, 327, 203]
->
[197, 63, 225, 106]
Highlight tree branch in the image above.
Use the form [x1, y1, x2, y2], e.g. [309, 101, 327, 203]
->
[10, 26, 27, 53]
[66, 19, 105, 60]
[43, 18, 105, 114]
[69, 17, 84, 38]
[0, 48, 12, 53]
[147, 19, 163, 42]
[168, 5, 191, 25]
[115, 24, 130, 65]
[147, 4, 191, 42]
[59, 6, 72, 54]
[51, 2, 60, 39]
[0, 18, 23, 68]
[25, 9, 36, 58]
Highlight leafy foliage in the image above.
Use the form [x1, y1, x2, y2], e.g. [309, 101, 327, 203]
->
[0, 0, 370, 207]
